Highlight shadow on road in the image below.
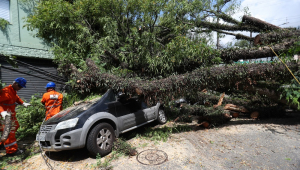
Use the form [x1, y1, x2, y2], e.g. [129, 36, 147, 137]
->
[45, 148, 91, 162]
[225, 112, 300, 126]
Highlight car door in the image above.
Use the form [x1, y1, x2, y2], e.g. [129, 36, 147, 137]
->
[114, 97, 147, 132]
[141, 101, 156, 121]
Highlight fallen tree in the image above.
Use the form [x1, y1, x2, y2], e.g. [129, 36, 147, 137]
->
[67, 58, 299, 106]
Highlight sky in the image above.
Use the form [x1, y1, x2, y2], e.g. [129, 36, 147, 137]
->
[219, 0, 300, 46]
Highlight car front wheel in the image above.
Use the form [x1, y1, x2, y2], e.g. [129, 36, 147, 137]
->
[86, 123, 115, 157]
[157, 109, 167, 124]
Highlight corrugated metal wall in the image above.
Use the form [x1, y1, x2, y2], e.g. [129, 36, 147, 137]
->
[0, 0, 10, 21]
[0, 57, 67, 102]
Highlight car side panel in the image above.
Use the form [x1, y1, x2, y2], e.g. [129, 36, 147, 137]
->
[118, 103, 161, 133]
[78, 112, 119, 148]
[143, 107, 156, 120]
[146, 103, 160, 120]
[109, 99, 146, 131]
[117, 110, 147, 131]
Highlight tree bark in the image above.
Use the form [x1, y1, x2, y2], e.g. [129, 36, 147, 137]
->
[254, 30, 300, 45]
[242, 15, 281, 31]
[220, 39, 299, 62]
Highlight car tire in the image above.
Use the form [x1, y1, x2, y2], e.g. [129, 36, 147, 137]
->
[157, 109, 167, 124]
[86, 123, 115, 157]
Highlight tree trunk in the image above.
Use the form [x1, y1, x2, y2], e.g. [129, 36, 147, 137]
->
[254, 30, 300, 45]
[220, 39, 299, 62]
[71, 59, 299, 103]
[242, 15, 281, 31]
[62, 59, 299, 109]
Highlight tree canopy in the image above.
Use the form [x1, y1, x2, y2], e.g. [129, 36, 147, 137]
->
[26, 0, 247, 76]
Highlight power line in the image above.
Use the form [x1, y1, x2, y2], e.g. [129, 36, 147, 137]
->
[278, 22, 289, 26]
[287, 21, 300, 24]
[268, 16, 300, 22]
[283, 21, 300, 26]
[268, 15, 300, 20]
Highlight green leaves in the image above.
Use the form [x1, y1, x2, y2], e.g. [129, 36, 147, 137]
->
[0, 18, 9, 30]
[26, 0, 225, 77]
[16, 95, 45, 139]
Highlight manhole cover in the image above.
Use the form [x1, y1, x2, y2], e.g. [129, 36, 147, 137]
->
[136, 149, 168, 165]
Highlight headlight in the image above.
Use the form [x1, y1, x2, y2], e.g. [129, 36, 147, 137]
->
[55, 118, 79, 130]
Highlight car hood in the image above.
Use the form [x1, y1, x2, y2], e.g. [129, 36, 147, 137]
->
[43, 89, 116, 125]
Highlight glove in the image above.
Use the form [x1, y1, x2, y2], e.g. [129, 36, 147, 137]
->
[1, 111, 10, 118]
[22, 103, 31, 107]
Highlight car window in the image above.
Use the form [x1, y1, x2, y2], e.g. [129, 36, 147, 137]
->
[141, 101, 148, 109]
[117, 96, 142, 113]
[103, 90, 117, 104]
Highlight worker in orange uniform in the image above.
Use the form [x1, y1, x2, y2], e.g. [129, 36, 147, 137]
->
[0, 77, 31, 156]
[41, 82, 63, 120]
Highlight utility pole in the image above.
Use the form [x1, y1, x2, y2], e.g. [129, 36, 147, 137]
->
[250, 31, 252, 47]
[216, 5, 220, 49]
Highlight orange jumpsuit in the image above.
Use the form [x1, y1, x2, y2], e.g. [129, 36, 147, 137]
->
[0, 85, 24, 154]
[41, 89, 63, 120]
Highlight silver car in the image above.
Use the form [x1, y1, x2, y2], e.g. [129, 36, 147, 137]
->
[36, 89, 166, 156]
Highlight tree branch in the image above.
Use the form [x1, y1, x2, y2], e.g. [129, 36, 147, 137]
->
[203, 10, 240, 25]
[214, 30, 254, 41]
[192, 20, 261, 32]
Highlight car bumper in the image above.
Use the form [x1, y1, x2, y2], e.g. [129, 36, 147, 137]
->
[37, 125, 84, 151]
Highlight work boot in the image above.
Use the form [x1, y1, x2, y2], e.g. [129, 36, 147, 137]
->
[0, 144, 5, 153]
[6, 149, 24, 157]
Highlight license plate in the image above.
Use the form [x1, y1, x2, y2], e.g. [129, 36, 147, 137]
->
[36, 133, 46, 141]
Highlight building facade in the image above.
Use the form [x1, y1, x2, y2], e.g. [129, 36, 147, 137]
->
[0, 0, 66, 101]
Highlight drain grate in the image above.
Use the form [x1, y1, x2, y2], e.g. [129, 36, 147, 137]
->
[136, 149, 168, 165]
